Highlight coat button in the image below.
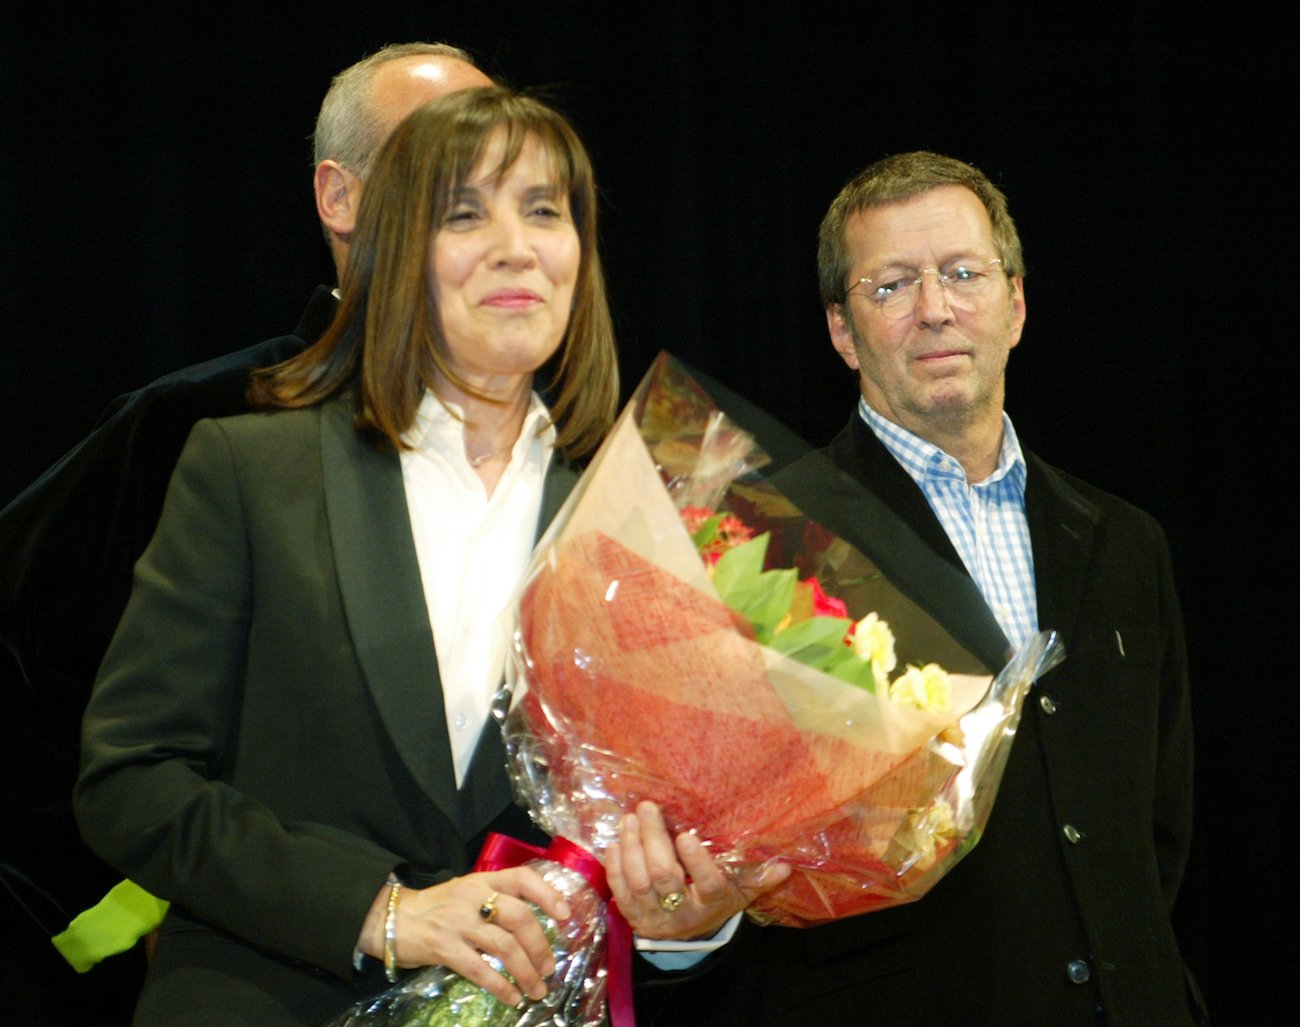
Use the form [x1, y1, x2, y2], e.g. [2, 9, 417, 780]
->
[1066, 959, 1091, 984]
[1063, 824, 1083, 844]
[1039, 695, 1058, 715]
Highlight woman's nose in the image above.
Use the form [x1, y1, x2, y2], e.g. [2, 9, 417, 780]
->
[488, 213, 535, 268]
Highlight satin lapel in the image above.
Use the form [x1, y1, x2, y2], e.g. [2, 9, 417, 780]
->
[292, 286, 340, 346]
[781, 417, 1012, 672]
[539, 456, 581, 529]
[458, 456, 580, 840]
[319, 398, 459, 824]
[1024, 452, 1100, 650]
[838, 414, 967, 573]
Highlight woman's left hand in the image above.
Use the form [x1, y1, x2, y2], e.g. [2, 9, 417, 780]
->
[605, 800, 790, 940]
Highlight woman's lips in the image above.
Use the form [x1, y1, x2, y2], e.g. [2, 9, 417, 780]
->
[481, 289, 542, 308]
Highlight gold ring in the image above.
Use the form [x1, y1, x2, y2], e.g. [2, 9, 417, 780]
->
[479, 891, 500, 924]
[657, 890, 686, 913]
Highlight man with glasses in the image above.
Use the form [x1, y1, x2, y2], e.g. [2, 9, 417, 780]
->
[640, 151, 1205, 1025]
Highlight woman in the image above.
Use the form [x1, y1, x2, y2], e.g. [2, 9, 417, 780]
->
[74, 87, 728, 1027]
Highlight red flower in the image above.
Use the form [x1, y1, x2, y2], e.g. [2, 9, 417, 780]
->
[680, 506, 714, 536]
[682, 507, 754, 564]
[807, 576, 848, 619]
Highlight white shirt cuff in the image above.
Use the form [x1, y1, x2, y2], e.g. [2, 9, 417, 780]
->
[634, 912, 741, 971]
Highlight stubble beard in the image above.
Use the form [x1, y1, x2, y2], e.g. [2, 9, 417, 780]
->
[847, 306, 1012, 443]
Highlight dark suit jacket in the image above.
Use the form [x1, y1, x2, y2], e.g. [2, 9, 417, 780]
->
[73, 392, 573, 1025]
[639, 412, 1201, 1026]
[0, 287, 339, 944]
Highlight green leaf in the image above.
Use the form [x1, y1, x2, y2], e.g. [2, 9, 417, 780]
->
[713, 535, 797, 643]
[703, 528, 878, 684]
[711, 532, 769, 596]
[690, 512, 725, 551]
[770, 618, 878, 691]
[739, 569, 797, 643]
[823, 648, 880, 692]
[770, 616, 853, 659]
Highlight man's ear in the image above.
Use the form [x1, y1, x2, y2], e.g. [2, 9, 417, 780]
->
[314, 160, 362, 239]
[827, 304, 860, 370]
[1007, 275, 1027, 350]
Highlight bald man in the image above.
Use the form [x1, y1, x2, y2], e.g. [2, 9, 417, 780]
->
[312, 45, 492, 278]
[0, 43, 490, 1017]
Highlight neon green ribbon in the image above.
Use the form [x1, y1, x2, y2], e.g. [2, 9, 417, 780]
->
[51, 879, 169, 972]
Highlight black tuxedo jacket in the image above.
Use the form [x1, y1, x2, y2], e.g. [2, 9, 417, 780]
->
[74, 393, 573, 1024]
[0, 288, 339, 944]
[639, 413, 1201, 1026]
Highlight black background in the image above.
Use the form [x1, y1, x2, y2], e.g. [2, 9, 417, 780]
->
[2, 2, 1292, 1022]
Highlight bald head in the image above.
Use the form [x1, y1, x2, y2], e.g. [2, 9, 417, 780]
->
[313, 45, 493, 277]
[367, 55, 492, 153]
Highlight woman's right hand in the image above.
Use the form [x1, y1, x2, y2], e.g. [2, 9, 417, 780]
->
[357, 867, 572, 1006]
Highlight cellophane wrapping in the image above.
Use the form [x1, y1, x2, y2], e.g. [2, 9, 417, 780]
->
[329, 858, 607, 1026]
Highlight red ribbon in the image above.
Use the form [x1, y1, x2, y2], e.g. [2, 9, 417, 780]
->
[475, 833, 635, 1026]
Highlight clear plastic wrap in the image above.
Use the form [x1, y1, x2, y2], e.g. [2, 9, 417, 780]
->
[331, 851, 610, 1027]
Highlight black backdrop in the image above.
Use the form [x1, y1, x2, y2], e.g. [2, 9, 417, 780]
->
[2, 2, 1292, 1022]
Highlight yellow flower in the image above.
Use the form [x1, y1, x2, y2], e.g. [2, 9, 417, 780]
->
[908, 798, 957, 870]
[888, 662, 953, 713]
[851, 612, 897, 690]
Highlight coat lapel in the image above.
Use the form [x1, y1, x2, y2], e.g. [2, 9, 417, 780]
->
[1024, 452, 1100, 651]
[781, 416, 1012, 673]
[319, 397, 460, 826]
[834, 414, 968, 576]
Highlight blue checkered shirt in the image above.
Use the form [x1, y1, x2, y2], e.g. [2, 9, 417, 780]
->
[858, 399, 1038, 651]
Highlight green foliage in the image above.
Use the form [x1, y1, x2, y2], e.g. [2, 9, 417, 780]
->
[708, 532, 878, 692]
[711, 534, 794, 645]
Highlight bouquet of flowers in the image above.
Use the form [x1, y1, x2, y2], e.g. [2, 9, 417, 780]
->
[332, 353, 1063, 1025]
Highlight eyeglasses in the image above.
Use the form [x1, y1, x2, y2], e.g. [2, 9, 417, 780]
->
[848, 258, 1005, 319]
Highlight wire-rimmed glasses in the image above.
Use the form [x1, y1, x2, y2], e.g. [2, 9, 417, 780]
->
[849, 258, 1005, 319]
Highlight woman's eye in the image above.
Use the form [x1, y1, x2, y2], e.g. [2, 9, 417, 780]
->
[445, 206, 482, 226]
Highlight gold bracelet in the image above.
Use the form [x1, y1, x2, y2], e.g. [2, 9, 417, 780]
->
[383, 875, 403, 983]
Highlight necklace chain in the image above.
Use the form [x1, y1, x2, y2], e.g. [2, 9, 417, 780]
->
[467, 444, 512, 468]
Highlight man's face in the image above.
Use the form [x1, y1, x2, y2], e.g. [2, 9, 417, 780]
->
[368, 56, 493, 148]
[827, 185, 1026, 442]
[319, 55, 493, 276]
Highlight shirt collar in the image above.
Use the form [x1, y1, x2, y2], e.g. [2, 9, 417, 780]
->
[857, 397, 1026, 489]
[403, 390, 556, 460]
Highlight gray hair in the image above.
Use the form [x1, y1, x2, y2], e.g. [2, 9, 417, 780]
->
[312, 42, 479, 176]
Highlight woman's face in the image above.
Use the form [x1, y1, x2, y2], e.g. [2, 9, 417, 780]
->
[429, 131, 580, 393]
